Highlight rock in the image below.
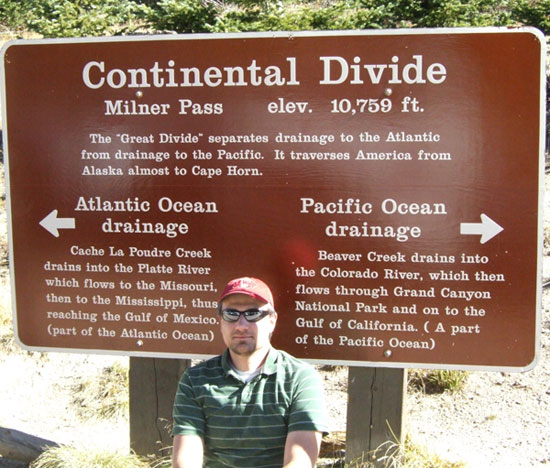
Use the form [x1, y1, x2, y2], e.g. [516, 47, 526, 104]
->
[0, 459, 29, 468]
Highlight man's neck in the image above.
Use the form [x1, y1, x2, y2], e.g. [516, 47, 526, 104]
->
[229, 346, 272, 372]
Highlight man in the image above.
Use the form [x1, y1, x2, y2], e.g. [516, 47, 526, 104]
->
[172, 277, 329, 468]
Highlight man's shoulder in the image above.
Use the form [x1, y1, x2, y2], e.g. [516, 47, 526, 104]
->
[185, 354, 225, 378]
[274, 348, 308, 366]
[272, 349, 329, 433]
[272, 349, 319, 378]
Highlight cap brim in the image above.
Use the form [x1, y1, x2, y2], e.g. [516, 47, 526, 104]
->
[220, 289, 271, 306]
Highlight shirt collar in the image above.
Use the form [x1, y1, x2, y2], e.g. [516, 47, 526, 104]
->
[221, 347, 279, 378]
[262, 347, 278, 375]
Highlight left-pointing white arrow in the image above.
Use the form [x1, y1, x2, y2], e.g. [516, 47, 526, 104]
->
[39, 210, 76, 237]
[460, 213, 503, 244]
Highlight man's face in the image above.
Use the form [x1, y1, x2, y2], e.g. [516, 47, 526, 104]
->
[219, 293, 277, 358]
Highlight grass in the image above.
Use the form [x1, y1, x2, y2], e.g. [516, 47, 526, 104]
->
[376, 435, 468, 468]
[408, 369, 468, 394]
[29, 446, 175, 468]
[30, 446, 150, 468]
[318, 433, 467, 467]
[71, 361, 130, 420]
[30, 439, 465, 468]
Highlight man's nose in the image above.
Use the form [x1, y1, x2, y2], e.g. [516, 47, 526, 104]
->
[234, 314, 250, 328]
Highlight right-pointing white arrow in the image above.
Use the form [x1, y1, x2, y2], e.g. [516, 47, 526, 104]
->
[460, 214, 503, 244]
[39, 210, 76, 237]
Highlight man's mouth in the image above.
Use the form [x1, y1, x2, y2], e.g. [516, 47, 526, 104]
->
[232, 335, 255, 343]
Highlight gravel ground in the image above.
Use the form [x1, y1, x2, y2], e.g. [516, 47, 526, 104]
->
[406, 328, 550, 467]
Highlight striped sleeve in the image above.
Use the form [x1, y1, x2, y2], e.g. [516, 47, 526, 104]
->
[172, 370, 205, 437]
[287, 365, 330, 435]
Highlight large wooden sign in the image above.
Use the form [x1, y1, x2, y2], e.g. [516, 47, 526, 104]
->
[1, 29, 545, 370]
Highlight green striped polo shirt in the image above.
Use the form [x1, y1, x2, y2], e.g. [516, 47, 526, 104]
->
[172, 348, 329, 467]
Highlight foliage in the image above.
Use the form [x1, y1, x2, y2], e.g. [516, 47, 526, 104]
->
[143, 0, 550, 34]
[2, 0, 550, 37]
[30, 446, 150, 468]
[512, 0, 550, 34]
[0, 0, 149, 38]
[408, 369, 469, 393]
[145, 0, 217, 33]
[410, 0, 514, 28]
[206, 1, 414, 32]
[71, 361, 129, 420]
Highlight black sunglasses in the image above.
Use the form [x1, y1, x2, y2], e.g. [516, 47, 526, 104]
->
[220, 305, 274, 323]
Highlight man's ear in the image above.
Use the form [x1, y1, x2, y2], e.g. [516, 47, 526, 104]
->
[268, 312, 278, 340]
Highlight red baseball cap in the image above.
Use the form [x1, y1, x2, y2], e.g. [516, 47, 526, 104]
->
[219, 277, 274, 308]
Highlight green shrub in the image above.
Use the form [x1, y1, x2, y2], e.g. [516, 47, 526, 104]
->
[212, 3, 315, 32]
[146, 0, 550, 34]
[145, 0, 545, 33]
[411, 0, 514, 28]
[3, 0, 550, 37]
[0, 1, 26, 31]
[152, 0, 415, 33]
[146, 0, 217, 33]
[512, 0, 550, 34]
[1, 0, 149, 38]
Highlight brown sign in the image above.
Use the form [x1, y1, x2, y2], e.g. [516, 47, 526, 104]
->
[1, 29, 545, 370]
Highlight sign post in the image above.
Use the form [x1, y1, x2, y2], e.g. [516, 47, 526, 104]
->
[346, 367, 406, 465]
[1, 29, 545, 459]
[128, 357, 189, 457]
